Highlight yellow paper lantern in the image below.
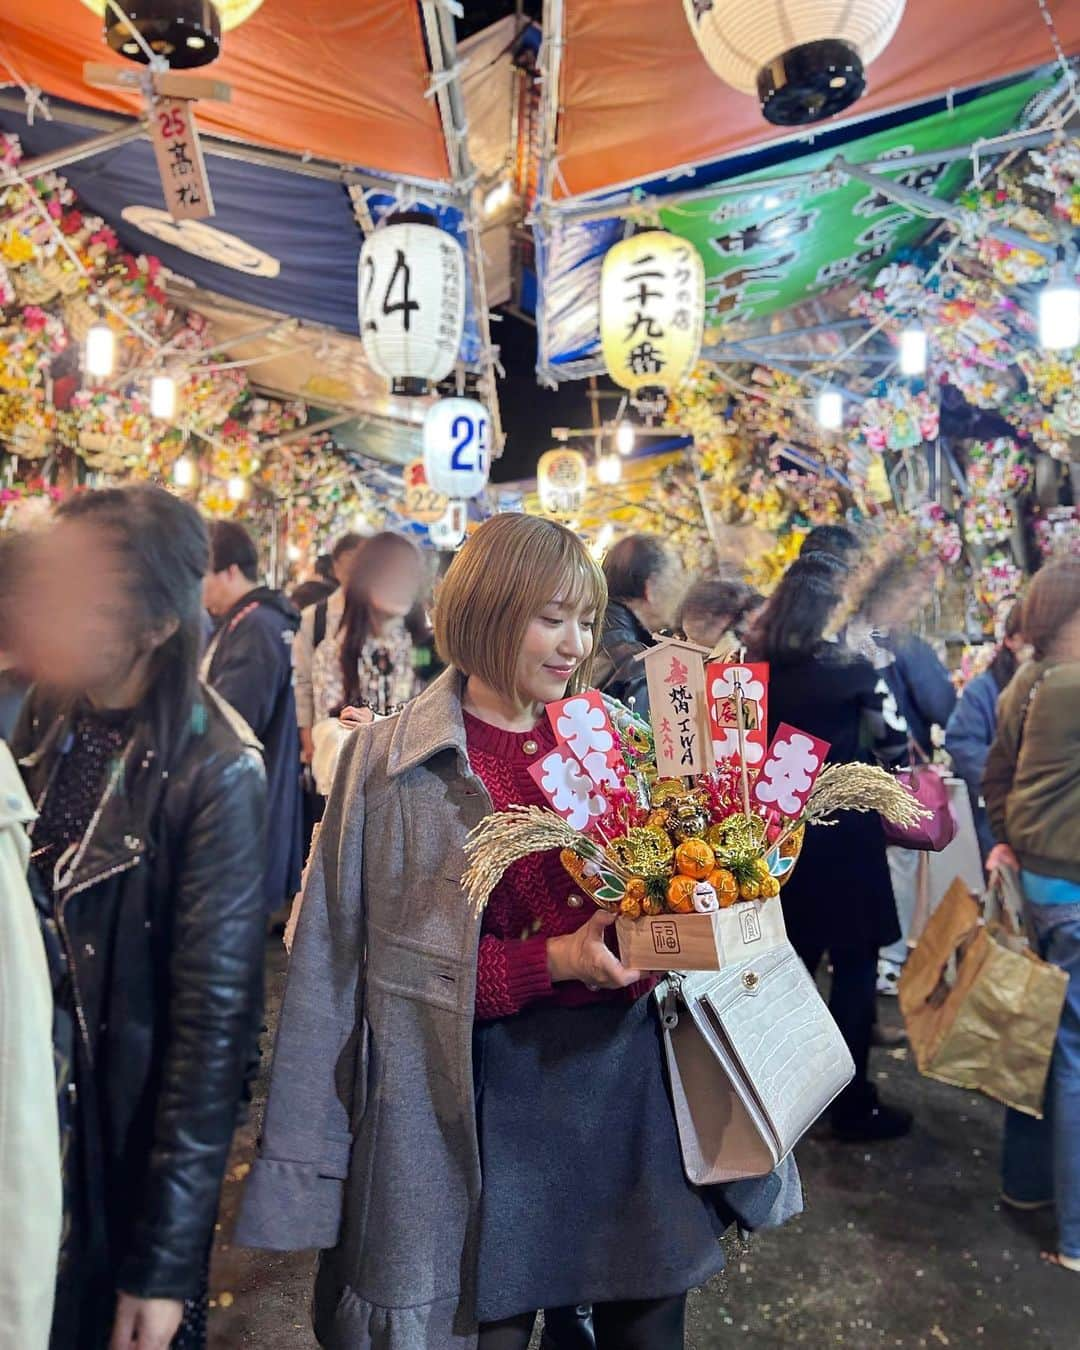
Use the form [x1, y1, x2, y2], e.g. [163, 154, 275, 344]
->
[537, 449, 588, 517]
[600, 231, 705, 398]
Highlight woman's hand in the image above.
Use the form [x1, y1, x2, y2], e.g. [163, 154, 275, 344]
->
[338, 705, 375, 730]
[987, 843, 1020, 874]
[547, 911, 643, 989]
[110, 1294, 184, 1350]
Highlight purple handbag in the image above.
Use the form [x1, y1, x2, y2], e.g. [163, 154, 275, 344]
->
[882, 750, 958, 852]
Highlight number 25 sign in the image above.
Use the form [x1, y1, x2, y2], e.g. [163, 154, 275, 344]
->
[423, 397, 491, 498]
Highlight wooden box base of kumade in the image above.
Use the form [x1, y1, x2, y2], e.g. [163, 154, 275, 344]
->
[615, 900, 788, 972]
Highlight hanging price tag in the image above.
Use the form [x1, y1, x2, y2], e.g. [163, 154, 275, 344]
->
[402, 459, 449, 523]
[149, 98, 214, 222]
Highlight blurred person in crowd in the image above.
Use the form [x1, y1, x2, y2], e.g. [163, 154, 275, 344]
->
[289, 552, 339, 612]
[854, 554, 956, 997]
[9, 486, 267, 1348]
[0, 554, 61, 1350]
[984, 559, 1080, 1275]
[595, 534, 685, 715]
[308, 532, 432, 796]
[677, 574, 763, 657]
[747, 555, 912, 1142]
[0, 533, 31, 739]
[238, 514, 799, 1350]
[203, 520, 303, 915]
[799, 522, 861, 566]
[945, 600, 1026, 859]
[293, 531, 363, 766]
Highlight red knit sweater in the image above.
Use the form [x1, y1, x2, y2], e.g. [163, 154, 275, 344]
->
[465, 710, 657, 1021]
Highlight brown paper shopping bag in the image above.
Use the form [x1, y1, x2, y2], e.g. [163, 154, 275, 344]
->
[899, 877, 1069, 1118]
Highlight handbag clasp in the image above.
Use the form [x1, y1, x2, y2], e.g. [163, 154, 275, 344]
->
[741, 970, 760, 994]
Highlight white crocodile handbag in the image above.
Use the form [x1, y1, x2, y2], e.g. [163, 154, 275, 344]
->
[658, 942, 855, 1184]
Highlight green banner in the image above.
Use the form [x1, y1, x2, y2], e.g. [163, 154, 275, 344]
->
[660, 74, 1058, 325]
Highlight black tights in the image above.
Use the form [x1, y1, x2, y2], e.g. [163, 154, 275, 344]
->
[478, 1295, 686, 1350]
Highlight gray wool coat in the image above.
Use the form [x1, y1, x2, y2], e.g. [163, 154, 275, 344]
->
[235, 668, 802, 1349]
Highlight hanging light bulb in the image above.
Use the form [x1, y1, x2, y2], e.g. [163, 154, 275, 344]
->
[228, 476, 246, 502]
[150, 373, 176, 420]
[286, 543, 302, 563]
[817, 389, 844, 431]
[85, 320, 115, 379]
[589, 522, 616, 561]
[615, 421, 635, 456]
[899, 328, 928, 376]
[596, 453, 623, 485]
[172, 455, 195, 488]
[1039, 264, 1080, 351]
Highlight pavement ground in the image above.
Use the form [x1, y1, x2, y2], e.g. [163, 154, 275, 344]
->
[209, 942, 1075, 1349]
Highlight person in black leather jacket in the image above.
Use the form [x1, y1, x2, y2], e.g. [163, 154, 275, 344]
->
[594, 535, 684, 716]
[9, 486, 267, 1350]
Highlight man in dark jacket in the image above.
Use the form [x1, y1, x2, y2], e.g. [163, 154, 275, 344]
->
[594, 534, 684, 716]
[203, 520, 303, 913]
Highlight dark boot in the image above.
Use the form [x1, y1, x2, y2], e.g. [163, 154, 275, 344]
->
[540, 1306, 596, 1350]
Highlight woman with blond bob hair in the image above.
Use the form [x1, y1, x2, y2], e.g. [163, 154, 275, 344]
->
[237, 513, 800, 1350]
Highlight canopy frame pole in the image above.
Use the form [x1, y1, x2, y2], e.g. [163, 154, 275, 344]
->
[0, 91, 468, 205]
[537, 126, 1061, 226]
[533, 0, 566, 390]
[831, 156, 1059, 262]
[419, 0, 506, 456]
[16, 121, 147, 175]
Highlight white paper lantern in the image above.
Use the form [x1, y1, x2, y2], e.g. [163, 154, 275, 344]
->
[600, 231, 705, 397]
[359, 217, 466, 394]
[684, 0, 906, 125]
[422, 397, 491, 498]
[428, 499, 468, 550]
[537, 449, 588, 517]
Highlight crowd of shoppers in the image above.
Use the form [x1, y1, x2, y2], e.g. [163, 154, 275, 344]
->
[1, 489, 1076, 1350]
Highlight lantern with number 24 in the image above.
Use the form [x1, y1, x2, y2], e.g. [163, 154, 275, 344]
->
[423, 397, 491, 498]
[359, 217, 466, 395]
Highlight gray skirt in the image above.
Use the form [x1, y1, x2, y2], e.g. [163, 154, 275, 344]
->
[473, 995, 728, 1322]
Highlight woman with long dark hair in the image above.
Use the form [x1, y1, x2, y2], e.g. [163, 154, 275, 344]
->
[9, 485, 267, 1350]
[746, 555, 911, 1143]
[311, 531, 429, 726]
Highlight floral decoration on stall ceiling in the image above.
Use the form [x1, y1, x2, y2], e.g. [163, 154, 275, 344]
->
[0, 133, 416, 555]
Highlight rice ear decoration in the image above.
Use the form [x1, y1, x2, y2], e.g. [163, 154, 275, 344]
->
[462, 805, 611, 914]
[770, 762, 930, 854]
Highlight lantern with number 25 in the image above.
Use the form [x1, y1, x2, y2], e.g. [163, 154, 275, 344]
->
[423, 397, 491, 498]
[600, 231, 705, 399]
[359, 216, 466, 395]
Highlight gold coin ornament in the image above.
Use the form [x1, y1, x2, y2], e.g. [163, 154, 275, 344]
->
[607, 827, 674, 879]
[650, 778, 687, 805]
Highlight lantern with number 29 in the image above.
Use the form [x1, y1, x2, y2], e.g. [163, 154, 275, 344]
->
[423, 397, 491, 498]
[600, 231, 705, 398]
[359, 217, 466, 395]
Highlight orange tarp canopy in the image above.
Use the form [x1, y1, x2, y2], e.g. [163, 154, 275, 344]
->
[0, 0, 449, 182]
[557, 0, 1080, 198]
